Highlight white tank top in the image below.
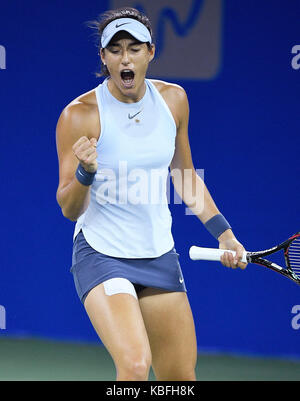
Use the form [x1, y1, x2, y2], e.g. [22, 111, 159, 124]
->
[74, 78, 177, 258]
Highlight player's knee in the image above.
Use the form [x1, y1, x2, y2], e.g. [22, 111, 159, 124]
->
[127, 358, 150, 380]
[117, 353, 152, 380]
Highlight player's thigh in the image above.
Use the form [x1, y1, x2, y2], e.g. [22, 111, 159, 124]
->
[138, 289, 197, 378]
[84, 282, 151, 367]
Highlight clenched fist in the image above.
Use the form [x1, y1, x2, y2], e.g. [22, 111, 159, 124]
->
[72, 136, 98, 173]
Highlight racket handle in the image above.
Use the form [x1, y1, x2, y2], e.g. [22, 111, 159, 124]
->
[189, 246, 247, 264]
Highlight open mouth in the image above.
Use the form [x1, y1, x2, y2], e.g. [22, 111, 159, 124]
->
[120, 69, 135, 88]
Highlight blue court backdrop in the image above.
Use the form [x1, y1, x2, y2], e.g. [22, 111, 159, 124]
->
[1, 0, 300, 359]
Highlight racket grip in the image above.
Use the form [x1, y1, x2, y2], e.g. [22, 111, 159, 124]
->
[189, 246, 247, 264]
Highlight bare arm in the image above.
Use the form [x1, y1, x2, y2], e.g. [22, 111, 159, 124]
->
[165, 85, 219, 222]
[169, 89, 220, 224]
[164, 84, 247, 269]
[56, 102, 99, 221]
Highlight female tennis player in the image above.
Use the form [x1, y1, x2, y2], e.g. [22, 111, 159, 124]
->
[56, 7, 247, 381]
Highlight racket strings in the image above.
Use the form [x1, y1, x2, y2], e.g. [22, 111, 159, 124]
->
[288, 237, 300, 278]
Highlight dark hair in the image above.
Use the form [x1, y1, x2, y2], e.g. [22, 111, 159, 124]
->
[87, 7, 153, 77]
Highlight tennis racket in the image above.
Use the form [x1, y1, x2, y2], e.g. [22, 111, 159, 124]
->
[189, 232, 300, 285]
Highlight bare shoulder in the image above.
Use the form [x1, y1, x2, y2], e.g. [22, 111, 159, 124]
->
[150, 79, 187, 101]
[150, 79, 189, 127]
[56, 89, 100, 142]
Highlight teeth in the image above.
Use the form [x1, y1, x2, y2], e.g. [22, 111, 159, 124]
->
[121, 69, 134, 85]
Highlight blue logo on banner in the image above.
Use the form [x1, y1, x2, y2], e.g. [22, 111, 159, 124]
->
[134, 0, 205, 58]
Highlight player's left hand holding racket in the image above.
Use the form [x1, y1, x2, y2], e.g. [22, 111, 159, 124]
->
[190, 232, 300, 285]
[217, 231, 248, 270]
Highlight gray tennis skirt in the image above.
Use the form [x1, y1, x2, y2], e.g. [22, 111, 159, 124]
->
[70, 230, 187, 303]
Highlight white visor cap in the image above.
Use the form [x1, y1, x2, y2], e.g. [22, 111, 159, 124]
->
[101, 18, 152, 48]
